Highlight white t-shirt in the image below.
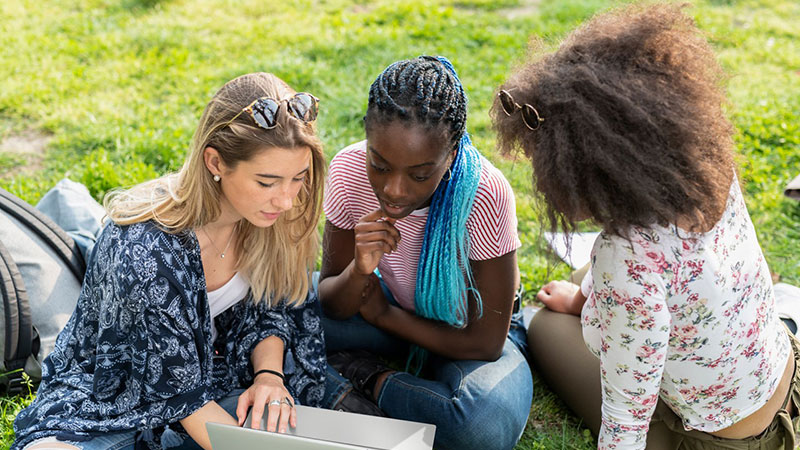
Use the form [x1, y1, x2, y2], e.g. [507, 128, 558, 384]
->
[207, 272, 250, 342]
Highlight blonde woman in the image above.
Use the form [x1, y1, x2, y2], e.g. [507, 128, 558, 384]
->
[13, 73, 327, 450]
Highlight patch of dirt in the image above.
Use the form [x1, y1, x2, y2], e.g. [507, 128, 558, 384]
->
[349, 3, 373, 14]
[0, 129, 52, 175]
[496, 0, 541, 19]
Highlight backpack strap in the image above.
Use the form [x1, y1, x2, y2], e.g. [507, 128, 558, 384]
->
[0, 188, 86, 281]
[0, 240, 34, 375]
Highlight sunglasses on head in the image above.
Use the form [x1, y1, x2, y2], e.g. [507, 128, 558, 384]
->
[231, 92, 319, 130]
[498, 90, 544, 131]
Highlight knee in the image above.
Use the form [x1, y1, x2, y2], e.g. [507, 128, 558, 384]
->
[436, 388, 531, 450]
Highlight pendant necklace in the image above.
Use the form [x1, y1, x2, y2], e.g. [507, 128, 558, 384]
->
[202, 222, 238, 259]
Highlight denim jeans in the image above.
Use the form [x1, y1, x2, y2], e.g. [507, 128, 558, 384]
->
[23, 391, 245, 450]
[321, 279, 533, 450]
[22, 433, 135, 450]
[170, 389, 246, 450]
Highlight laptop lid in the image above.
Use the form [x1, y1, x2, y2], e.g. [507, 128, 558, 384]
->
[207, 405, 435, 450]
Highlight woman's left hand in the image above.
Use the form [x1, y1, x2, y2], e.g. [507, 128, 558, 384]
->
[359, 284, 391, 325]
[236, 372, 297, 433]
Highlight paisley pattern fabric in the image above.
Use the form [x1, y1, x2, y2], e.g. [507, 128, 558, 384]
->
[12, 221, 326, 450]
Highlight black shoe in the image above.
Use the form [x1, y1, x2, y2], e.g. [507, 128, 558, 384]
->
[334, 387, 386, 417]
[328, 350, 393, 399]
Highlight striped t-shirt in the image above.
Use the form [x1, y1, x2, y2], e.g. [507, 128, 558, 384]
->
[323, 140, 521, 312]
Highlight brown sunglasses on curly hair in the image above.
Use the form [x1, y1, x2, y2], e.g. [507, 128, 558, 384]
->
[498, 90, 544, 131]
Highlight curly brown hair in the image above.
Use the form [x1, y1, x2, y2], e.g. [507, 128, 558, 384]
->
[492, 3, 735, 237]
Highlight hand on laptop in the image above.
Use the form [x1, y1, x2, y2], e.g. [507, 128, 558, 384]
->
[236, 372, 297, 433]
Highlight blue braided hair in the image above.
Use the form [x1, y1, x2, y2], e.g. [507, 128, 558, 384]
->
[365, 56, 483, 328]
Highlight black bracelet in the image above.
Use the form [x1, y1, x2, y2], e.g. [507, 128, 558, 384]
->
[254, 368, 285, 383]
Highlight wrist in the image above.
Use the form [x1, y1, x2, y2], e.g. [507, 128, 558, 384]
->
[570, 287, 587, 316]
[351, 260, 374, 277]
[347, 264, 378, 298]
[254, 368, 285, 384]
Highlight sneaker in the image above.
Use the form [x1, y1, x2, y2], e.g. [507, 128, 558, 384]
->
[334, 387, 386, 417]
[327, 350, 393, 399]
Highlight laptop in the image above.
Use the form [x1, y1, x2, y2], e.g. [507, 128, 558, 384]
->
[207, 405, 436, 450]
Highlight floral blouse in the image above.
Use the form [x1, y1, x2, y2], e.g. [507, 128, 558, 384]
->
[13, 221, 326, 450]
[581, 179, 790, 449]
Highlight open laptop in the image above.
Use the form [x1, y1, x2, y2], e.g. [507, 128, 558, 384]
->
[207, 405, 436, 450]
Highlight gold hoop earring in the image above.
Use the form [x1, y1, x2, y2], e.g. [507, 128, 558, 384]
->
[443, 167, 452, 181]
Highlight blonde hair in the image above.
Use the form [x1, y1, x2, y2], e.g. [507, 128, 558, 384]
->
[104, 73, 325, 306]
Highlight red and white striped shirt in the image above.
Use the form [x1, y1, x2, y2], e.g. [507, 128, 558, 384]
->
[323, 141, 521, 312]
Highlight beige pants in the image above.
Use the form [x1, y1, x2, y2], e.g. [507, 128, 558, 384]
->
[528, 308, 800, 449]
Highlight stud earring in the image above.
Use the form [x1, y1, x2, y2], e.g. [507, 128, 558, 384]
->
[213, 174, 221, 182]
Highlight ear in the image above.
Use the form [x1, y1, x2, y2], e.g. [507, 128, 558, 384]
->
[203, 146, 225, 177]
[448, 149, 457, 166]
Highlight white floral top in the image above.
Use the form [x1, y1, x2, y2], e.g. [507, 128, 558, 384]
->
[581, 179, 790, 449]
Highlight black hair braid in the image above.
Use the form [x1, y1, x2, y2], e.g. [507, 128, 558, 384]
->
[366, 56, 467, 147]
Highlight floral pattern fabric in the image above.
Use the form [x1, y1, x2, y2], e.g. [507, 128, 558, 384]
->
[581, 180, 790, 449]
[12, 221, 326, 450]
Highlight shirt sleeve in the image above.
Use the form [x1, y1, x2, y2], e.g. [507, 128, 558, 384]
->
[590, 235, 670, 449]
[323, 152, 357, 230]
[220, 290, 326, 407]
[581, 268, 593, 298]
[466, 168, 521, 260]
[90, 225, 214, 423]
[283, 291, 327, 407]
[220, 294, 292, 385]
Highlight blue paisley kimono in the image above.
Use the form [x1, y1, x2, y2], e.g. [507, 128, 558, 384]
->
[12, 221, 326, 449]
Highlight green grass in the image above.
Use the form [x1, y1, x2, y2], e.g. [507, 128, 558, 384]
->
[1, 0, 798, 448]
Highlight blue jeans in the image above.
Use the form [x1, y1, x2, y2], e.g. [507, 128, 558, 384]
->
[27, 390, 245, 450]
[170, 389, 245, 450]
[23, 433, 135, 450]
[321, 281, 533, 450]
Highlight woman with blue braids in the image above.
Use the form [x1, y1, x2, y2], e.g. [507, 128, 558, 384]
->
[317, 56, 533, 450]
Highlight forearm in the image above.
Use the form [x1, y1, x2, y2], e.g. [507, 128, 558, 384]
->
[251, 336, 285, 375]
[318, 261, 379, 319]
[571, 287, 588, 315]
[180, 401, 237, 450]
[375, 305, 507, 361]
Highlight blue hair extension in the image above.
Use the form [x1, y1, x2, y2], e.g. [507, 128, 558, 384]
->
[365, 55, 484, 373]
[413, 56, 483, 328]
[414, 131, 482, 327]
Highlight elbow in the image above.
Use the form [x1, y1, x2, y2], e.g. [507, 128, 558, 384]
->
[461, 339, 504, 362]
[319, 296, 356, 320]
[479, 345, 504, 362]
[317, 283, 358, 320]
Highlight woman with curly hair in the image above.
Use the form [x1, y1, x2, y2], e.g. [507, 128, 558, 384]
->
[492, 4, 799, 449]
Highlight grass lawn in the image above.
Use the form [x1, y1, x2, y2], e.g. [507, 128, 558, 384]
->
[1, 0, 798, 448]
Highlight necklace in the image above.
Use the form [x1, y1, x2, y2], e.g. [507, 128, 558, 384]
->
[202, 222, 238, 259]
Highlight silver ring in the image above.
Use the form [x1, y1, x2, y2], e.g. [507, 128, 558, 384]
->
[268, 399, 281, 407]
[281, 397, 294, 408]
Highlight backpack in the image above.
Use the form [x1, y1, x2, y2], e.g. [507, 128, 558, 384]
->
[0, 187, 86, 394]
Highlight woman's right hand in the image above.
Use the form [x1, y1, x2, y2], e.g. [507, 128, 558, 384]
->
[353, 209, 401, 275]
[537, 280, 584, 316]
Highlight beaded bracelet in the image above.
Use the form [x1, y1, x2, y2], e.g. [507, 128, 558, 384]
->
[254, 368, 285, 383]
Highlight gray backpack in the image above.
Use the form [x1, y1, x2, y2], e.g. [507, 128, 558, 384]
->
[0, 187, 85, 393]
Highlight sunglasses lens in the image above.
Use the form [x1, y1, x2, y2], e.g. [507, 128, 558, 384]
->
[498, 90, 517, 116]
[252, 99, 279, 129]
[288, 93, 318, 123]
[521, 104, 541, 130]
